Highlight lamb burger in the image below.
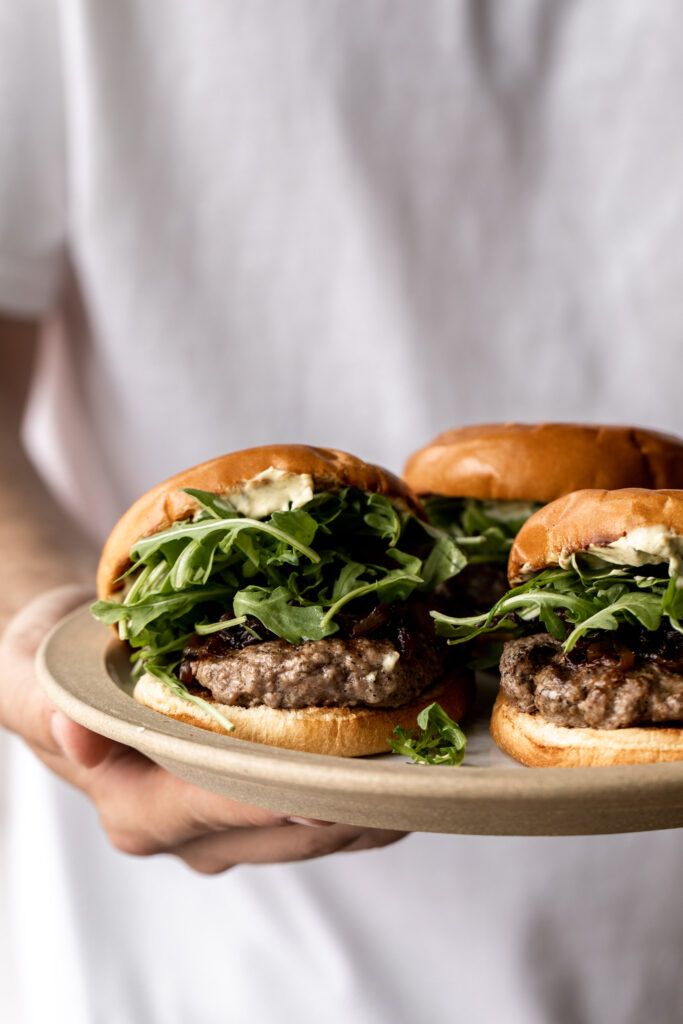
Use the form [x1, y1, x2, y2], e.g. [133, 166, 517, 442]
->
[433, 488, 683, 766]
[403, 422, 683, 612]
[93, 445, 471, 756]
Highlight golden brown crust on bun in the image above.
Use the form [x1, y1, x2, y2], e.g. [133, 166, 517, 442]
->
[133, 669, 473, 757]
[508, 488, 683, 583]
[403, 423, 683, 502]
[97, 445, 422, 599]
[490, 692, 683, 766]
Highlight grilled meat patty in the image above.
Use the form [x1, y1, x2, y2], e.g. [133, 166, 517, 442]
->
[500, 630, 683, 729]
[179, 602, 448, 709]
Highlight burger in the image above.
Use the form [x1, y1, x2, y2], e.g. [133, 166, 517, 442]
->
[433, 488, 683, 765]
[403, 423, 683, 612]
[92, 445, 472, 756]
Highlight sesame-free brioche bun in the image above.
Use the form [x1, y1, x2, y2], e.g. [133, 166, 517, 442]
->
[508, 488, 683, 584]
[97, 445, 422, 599]
[403, 423, 683, 502]
[133, 669, 473, 757]
[490, 692, 683, 767]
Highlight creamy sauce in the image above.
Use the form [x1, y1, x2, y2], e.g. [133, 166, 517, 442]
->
[119, 469, 315, 598]
[557, 525, 683, 577]
[222, 468, 314, 519]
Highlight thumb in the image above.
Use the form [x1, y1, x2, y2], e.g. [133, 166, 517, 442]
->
[3, 584, 94, 658]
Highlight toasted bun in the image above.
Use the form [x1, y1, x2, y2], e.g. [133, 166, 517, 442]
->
[403, 423, 683, 501]
[97, 445, 422, 599]
[132, 669, 473, 757]
[491, 692, 683, 766]
[508, 488, 683, 583]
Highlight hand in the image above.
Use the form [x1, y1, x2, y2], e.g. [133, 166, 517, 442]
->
[0, 586, 405, 873]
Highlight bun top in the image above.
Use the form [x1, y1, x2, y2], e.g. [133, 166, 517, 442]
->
[97, 445, 422, 599]
[403, 423, 683, 501]
[508, 488, 683, 584]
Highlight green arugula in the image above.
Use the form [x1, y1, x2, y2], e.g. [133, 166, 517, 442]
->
[432, 556, 683, 652]
[423, 497, 542, 564]
[92, 487, 467, 731]
[145, 663, 236, 733]
[388, 702, 467, 765]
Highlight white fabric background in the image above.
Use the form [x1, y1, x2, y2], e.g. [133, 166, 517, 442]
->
[1, 2, 683, 1021]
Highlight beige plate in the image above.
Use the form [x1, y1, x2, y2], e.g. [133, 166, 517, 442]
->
[37, 605, 683, 836]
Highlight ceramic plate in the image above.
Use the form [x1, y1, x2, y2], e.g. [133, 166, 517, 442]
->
[36, 604, 683, 836]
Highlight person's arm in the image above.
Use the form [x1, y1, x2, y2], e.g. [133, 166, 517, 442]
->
[0, 317, 403, 871]
[0, 318, 96, 621]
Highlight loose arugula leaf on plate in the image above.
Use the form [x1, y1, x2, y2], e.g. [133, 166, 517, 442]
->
[388, 702, 467, 766]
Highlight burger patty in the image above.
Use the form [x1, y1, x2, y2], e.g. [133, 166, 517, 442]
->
[178, 606, 447, 709]
[500, 632, 683, 729]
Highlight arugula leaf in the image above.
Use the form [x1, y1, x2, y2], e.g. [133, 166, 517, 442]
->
[433, 559, 680, 652]
[145, 663, 235, 733]
[419, 533, 467, 590]
[663, 576, 683, 634]
[422, 497, 542, 564]
[183, 488, 241, 519]
[320, 570, 423, 629]
[233, 586, 337, 644]
[93, 486, 466, 698]
[93, 585, 235, 639]
[563, 590, 663, 651]
[330, 562, 368, 601]
[362, 493, 403, 546]
[169, 535, 225, 589]
[387, 702, 466, 765]
[129, 632, 194, 663]
[195, 616, 248, 635]
[270, 507, 318, 549]
[131, 514, 322, 567]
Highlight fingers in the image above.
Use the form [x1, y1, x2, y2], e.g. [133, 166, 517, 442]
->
[51, 711, 118, 768]
[337, 829, 406, 853]
[1, 584, 93, 655]
[174, 823, 405, 875]
[2, 587, 406, 875]
[39, 732, 399, 874]
[87, 751, 297, 854]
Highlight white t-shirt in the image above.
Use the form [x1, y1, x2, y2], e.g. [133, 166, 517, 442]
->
[2, 3, 683, 1022]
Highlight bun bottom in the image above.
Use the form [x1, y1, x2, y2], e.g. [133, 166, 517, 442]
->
[133, 669, 473, 757]
[490, 692, 683, 767]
